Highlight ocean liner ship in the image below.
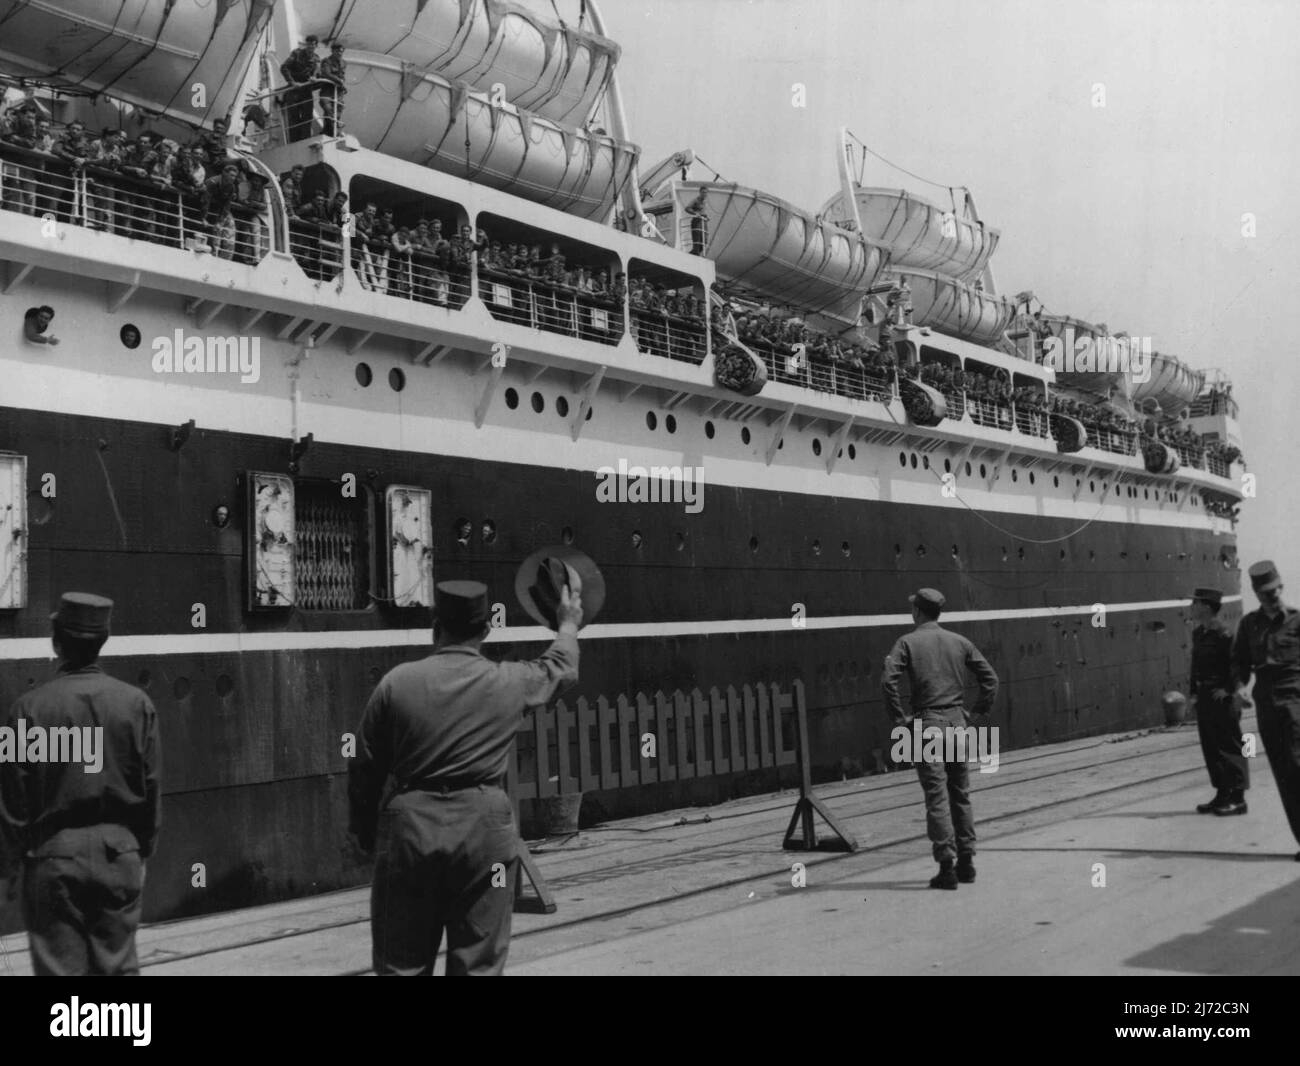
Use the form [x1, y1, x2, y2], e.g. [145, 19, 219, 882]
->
[0, 0, 1244, 925]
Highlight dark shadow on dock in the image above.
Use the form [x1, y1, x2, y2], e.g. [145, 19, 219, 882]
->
[1123, 879, 1300, 975]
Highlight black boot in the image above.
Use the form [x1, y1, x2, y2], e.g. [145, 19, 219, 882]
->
[956, 856, 976, 883]
[1213, 790, 1248, 816]
[1197, 791, 1227, 814]
[929, 860, 958, 890]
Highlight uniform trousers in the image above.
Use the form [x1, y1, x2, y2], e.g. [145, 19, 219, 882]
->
[912, 707, 975, 865]
[1194, 687, 1248, 792]
[371, 784, 519, 975]
[22, 824, 144, 976]
[1255, 683, 1300, 845]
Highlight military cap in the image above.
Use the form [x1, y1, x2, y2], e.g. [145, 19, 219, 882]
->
[433, 580, 489, 637]
[330, 41, 345, 51]
[515, 545, 605, 630]
[50, 592, 113, 637]
[1249, 560, 1283, 592]
[305, 34, 319, 43]
[1190, 587, 1223, 608]
[909, 587, 945, 610]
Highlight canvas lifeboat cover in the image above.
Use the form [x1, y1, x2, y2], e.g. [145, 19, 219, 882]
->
[294, 0, 617, 126]
[821, 186, 1000, 281]
[673, 181, 888, 323]
[339, 52, 637, 221]
[0, 0, 273, 128]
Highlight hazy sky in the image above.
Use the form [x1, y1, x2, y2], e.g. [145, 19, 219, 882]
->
[601, 0, 1299, 588]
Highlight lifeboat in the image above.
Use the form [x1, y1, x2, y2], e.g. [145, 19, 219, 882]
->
[892, 268, 1014, 344]
[0, 0, 273, 128]
[821, 186, 999, 281]
[667, 181, 888, 323]
[336, 52, 638, 222]
[1131, 351, 1205, 412]
[1035, 313, 1128, 393]
[293, 0, 617, 127]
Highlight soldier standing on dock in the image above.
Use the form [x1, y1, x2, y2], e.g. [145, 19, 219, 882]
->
[1189, 587, 1248, 815]
[348, 578, 582, 974]
[881, 588, 999, 889]
[1233, 561, 1300, 860]
[0, 593, 162, 976]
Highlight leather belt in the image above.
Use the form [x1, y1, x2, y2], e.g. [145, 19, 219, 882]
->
[404, 775, 505, 795]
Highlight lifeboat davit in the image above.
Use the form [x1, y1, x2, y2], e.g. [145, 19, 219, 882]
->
[0, 0, 273, 127]
[1131, 351, 1205, 412]
[670, 181, 888, 322]
[294, 0, 617, 127]
[893, 268, 1014, 344]
[338, 52, 638, 221]
[821, 186, 999, 281]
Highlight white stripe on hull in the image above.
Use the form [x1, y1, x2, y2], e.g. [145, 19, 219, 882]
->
[1, 352, 1225, 532]
[0, 595, 1237, 661]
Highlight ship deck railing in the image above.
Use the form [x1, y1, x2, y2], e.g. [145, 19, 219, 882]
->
[476, 266, 628, 348]
[746, 341, 897, 405]
[630, 307, 707, 365]
[0, 143, 269, 265]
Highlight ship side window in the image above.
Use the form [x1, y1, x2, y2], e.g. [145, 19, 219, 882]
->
[477, 213, 624, 347]
[628, 259, 708, 365]
[345, 177, 470, 310]
[0, 453, 28, 609]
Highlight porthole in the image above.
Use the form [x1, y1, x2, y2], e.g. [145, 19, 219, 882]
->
[966, 461, 972, 477]
[120, 323, 142, 349]
[812, 539, 822, 556]
[1059, 549, 1066, 560]
[215, 674, 235, 699]
[1089, 550, 1096, 561]
[646, 410, 657, 431]
[1001, 546, 1008, 562]
[742, 427, 751, 445]
[504, 387, 519, 409]
[1017, 546, 1025, 561]
[1144, 489, 1150, 499]
[910, 454, 918, 469]
[1011, 469, 1019, 482]
[137, 670, 152, 690]
[531, 391, 545, 413]
[749, 535, 759, 553]
[388, 368, 406, 392]
[944, 458, 951, 473]
[666, 414, 677, 434]
[631, 530, 643, 549]
[561, 526, 574, 545]
[848, 444, 856, 460]
[1089, 480, 1095, 493]
[951, 544, 959, 559]
[556, 395, 570, 417]
[454, 517, 472, 545]
[894, 543, 902, 557]
[980, 463, 987, 478]
[813, 439, 822, 456]
[1053, 475, 1059, 488]
[900, 451, 908, 467]
[915, 544, 926, 557]
[586, 407, 593, 421]
[778, 438, 784, 450]
[173, 677, 191, 700]
[481, 519, 497, 545]
[675, 531, 686, 552]
[705, 421, 715, 439]
[922, 455, 930, 470]
[355, 362, 373, 387]
[841, 541, 851, 557]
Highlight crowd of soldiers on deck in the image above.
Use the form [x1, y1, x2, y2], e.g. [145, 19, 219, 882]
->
[0, 103, 266, 260]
